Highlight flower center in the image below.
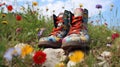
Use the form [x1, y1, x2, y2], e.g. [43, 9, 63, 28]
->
[38, 56, 42, 60]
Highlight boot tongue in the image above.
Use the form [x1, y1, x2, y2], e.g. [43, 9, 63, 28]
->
[74, 8, 83, 17]
[53, 13, 63, 28]
[56, 13, 64, 27]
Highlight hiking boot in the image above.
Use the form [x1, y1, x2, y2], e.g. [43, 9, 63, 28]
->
[62, 8, 90, 50]
[38, 10, 71, 48]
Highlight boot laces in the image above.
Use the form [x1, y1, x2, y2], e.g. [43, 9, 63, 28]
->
[50, 17, 64, 36]
[68, 16, 84, 35]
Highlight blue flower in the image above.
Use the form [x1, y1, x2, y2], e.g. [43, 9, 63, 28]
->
[4, 48, 14, 61]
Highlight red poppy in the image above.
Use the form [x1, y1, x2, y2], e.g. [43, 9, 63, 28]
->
[33, 51, 46, 64]
[7, 5, 13, 11]
[112, 33, 119, 40]
[16, 15, 22, 21]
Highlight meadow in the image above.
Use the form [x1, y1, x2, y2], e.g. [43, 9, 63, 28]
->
[0, 2, 120, 67]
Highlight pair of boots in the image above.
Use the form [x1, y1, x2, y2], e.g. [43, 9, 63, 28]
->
[38, 8, 89, 51]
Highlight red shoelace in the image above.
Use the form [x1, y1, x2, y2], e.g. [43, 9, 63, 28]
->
[50, 17, 64, 36]
[68, 16, 85, 35]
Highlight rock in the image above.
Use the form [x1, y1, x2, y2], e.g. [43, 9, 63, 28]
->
[41, 48, 66, 67]
[97, 51, 112, 61]
[96, 51, 112, 67]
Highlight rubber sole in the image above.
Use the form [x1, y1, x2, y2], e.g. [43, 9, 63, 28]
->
[61, 41, 90, 51]
[38, 41, 62, 48]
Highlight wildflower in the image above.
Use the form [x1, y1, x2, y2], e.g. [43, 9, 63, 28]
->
[62, 6, 65, 9]
[79, 4, 83, 8]
[0, 2, 5, 7]
[104, 22, 108, 26]
[33, 51, 46, 64]
[46, 7, 49, 12]
[107, 37, 111, 40]
[69, 50, 84, 63]
[2, 13, 6, 18]
[55, 62, 65, 67]
[21, 44, 33, 58]
[14, 43, 26, 49]
[16, 28, 22, 33]
[4, 48, 15, 61]
[1, 21, 8, 24]
[7, 5, 13, 11]
[14, 47, 21, 56]
[16, 15, 22, 21]
[96, 4, 102, 9]
[53, 10, 55, 13]
[20, 6, 25, 10]
[111, 33, 119, 40]
[38, 28, 46, 38]
[110, 4, 114, 11]
[32, 2, 38, 6]
[36, 28, 40, 31]
[110, 4, 114, 7]
[106, 43, 112, 47]
[96, 20, 100, 23]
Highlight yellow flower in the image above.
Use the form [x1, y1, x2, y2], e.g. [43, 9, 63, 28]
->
[2, 14, 6, 18]
[36, 28, 40, 31]
[69, 50, 84, 62]
[32, 2, 38, 6]
[1, 21, 8, 24]
[79, 4, 83, 8]
[55, 62, 65, 67]
[21, 44, 33, 58]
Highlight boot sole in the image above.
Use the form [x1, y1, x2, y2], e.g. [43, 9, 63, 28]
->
[62, 41, 90, 50]
[38, 41, 62, 48]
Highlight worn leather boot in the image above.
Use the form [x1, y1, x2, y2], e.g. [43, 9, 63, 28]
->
[62, 8, 90, 51]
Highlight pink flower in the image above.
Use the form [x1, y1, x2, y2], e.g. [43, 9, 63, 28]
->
[16, 28, 22, 33]
[104, 22, 108, 26]
[0, 2, 5, 7]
